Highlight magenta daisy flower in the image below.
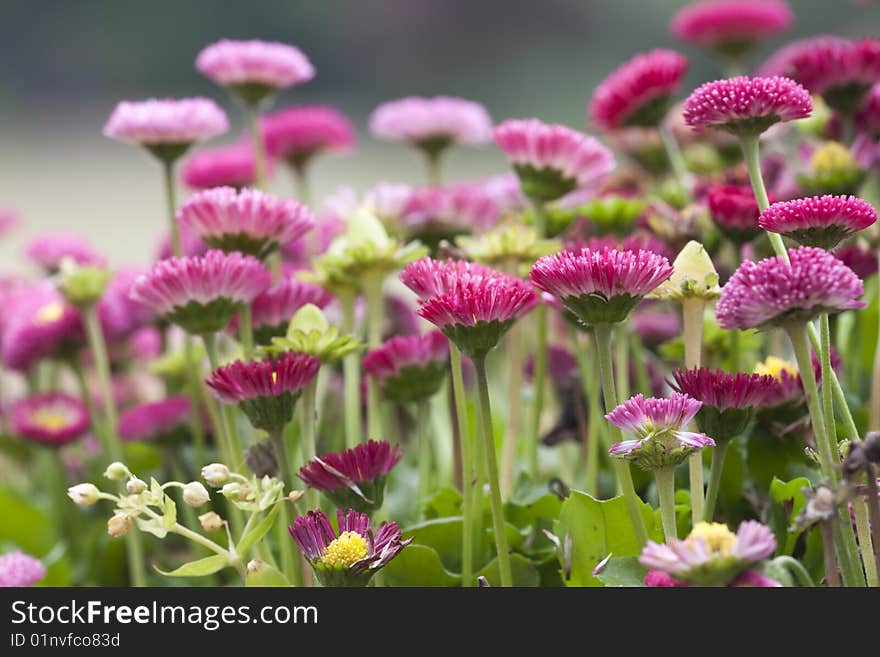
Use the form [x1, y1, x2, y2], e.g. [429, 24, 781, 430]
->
[176, 186, 314, 259]
[196, 39, 314, 105]
[262, 105, 356, 167]
[716, 247, 865, 330]
[590, 49, 689, 131]
[369, 96, 492, 152]
[834, 242, 878, 280]
[416, 273, 538, 358]
[632, 308, 681, 347]
[0, 551, 46, 587]
[639, 520, 777, 586]
[605, 392, 715, 470]
[155, 224, 210, 261]
[182, 142, 271, 190]
[205, 352, 320, 432]
[1, 284, 83, 372]
[671, 0, 793, 57]
[289, 508, 411, 587]
[118, 395, 192, 443]
[530, 247, 672, 326]
[758, 195, 877, 250]
[400, 257, 501, 301]
[25, 233, 105, 274]
[363, 331, 449, 404]
[706, 184, 764, 244]
[670, 367, 777, 441]
[494, 119, 615, 201]
[103, 97, 228, 162]
[400, 184, 500, 250]
[856, 84, 880, 138]
[130, 250, 271, 335]
[10, 393, 90, 447]
[230, 279, 332, 345]
[683, 76, 812, 137]
[758, 35, 849, 79]
[97, 268, 153, 342]
[298, 440, 403, 513]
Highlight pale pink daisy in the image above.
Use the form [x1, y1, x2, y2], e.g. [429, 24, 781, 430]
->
[369, 96, 492, 148]
[262, 105, 356, 166]
[103, 98, 228, 153]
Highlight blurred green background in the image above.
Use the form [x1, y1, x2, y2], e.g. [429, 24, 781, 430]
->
[1, 0, 878, 268]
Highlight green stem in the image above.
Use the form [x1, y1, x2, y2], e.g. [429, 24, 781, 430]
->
[822, 520, 842, 587]
[425, 150, 443, 186]
[865, 465, 880, 585]
[83, 305, 123, 463]
[614, 330, 630, 402]
[299, 378, 319, 511]
[871, 249, 880, 432]
[292, 163, 312, 207]
[203, 334, 243, 470]
[682, 297, 705, 525]
[654, 466, 678, 540]
[239, 304, 255, 359]
[658, 124, 693, 200]
[364, 275, 385, 439]
[450, 346, 475, 587]
[500, 323, 524, 497]
[417, 400, 432, 502]
[773, 555, 816, 587]
[473, 355, 513, 587]
[572, 327, 600, 495]
[528, 200, 549, 480]
[182, 337, 207, 471]
[593, 323, 648, 548]
[852, 491, 878, 587]
[69, 360, 109, 457]
[630, 332, 650, 396]
[246, 104, 267, 190]
[268, 427, 298, 581]
[339, 292, 361, 448]
[162, 160, 181, 257]
[702, 439, 729, 522]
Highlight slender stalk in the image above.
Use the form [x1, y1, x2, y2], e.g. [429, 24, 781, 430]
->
[473, 354, 513, 587]
[593, 323, 648, 547]
[162, 160, 181, 257]
[702, 440, 730, 522]
[292, 163, 312, 207]
[339, 291, 361, 447]
[450, 346, 475, 587]
[852, 491, 878, 587]
[865, 465, 880, 583]
[246, 104, 267, 190]
[630, 332, 650, 395]
[821, 520, 842, 587]
[417, 399, 432, 502]
[364, 275, 385, 439]
[500, 323, 525, 496]
[203, 334, 244, 470]
[773, 555, 816, 587]
[69, 360, 109, 457]
[528, 199, 550, 480]
[182, 338, 207, 470]
[299, 378, 319, 511]
[425, 150, 443, 186]
[871, 250, 880, 432]
[268, 427, 298, 581]
[658, 124, 693, 200]
[654, 466, 678, 540]
[571, 328, 600, 495]
[239, 304, 255, 359]
[682, 297, 705, 524]
[614, 332, 630, 405]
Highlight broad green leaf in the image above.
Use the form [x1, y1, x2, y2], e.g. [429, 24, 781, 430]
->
[768, 476, 811, 555]
[594, 556, 647, 587]
[474, 553, 540, 587]
[403, 517, 464, 572]
[553, 490, 659, 587]
[381, 544, 460, 587]
[246, 561, 291, 587]
[162, 497, 177, 531]
[424, 486, 462, 519]
[237, 503, 281, 556]
[0, 487, 56, 555]
[156, 554, 229, 577]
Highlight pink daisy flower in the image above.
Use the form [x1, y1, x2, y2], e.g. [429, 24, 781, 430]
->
[706, 184, 765, 244]
[118, 395, 192, 443]
[369, 96, 492, 150]
[289, 508, 411, 587]
[416, 272, 538, 358]
[205, 352, 320, 431]
[758, 195, 877, 249]
[478, 172, 529, 215]
[0, 551, 46, 587]
[632, 308, 681, 347]
[176, 186, 314, 259]
[400, 184, 500, 249]
[590, 49, 689, 131]
[182, 141, 274, 190]
[229, 278, 332, 344]
[605, 392, 714, 469]
[362, 182, 413, 225]
[97, 267, 154, 342]
[298, 440, 403, 513]
[640, 520, 777, 586]
[130, 250, 271, 335]
[196, 39, 314, 103]
[400, 257, 502, 301]
[155, 223, 210, 261]
[682, 76, 812, 137]
[25, 233, 105, 273]
[1, 284, 83, 372]
[758, 35, 850, 79]
[530, 247, 672, 326]
[716, 247, 865, 330]
[856, 84, 880, 138]
[363, 330, 449, 403]
[103, 98, 228, 160]
[671, 0, 793, 56]
[834, 242, 878, 280]
[262, 105, 356, 166]
[10, 393, 90, 446]
[494, 119, 615, 201]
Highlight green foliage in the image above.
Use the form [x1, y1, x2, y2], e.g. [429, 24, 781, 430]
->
[155, 554, 229, 577]
[594, 556, 647, 587]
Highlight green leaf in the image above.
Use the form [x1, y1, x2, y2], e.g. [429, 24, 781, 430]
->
[162, 497, 177, 531]
[553, 490, 659, 587]
[245, 561, 290, 587]
[594, 556, 647, 587]
[474, 553, 540, 587]
[237, 503, 280, 556]
[768, 476, 811, 555]
[403, 517, 465, 572]
[424, 487, 462, 519]
[0, 487, 56, 555]
[150, 477, 163, 501]
[155, 554, 230, 577]
[136, 517, 167, 539]
[381, 544, 461, 587]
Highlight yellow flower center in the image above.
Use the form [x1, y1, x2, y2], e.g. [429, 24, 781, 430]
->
[321, 531, 368, 568]
[271, 370, 277, 384]
[810, 141, 856, 175]
[754, 356, 797, 381]
[30, 408, 69, 431]
[35, 302, 64, 325]
[685, 522, 736, 556]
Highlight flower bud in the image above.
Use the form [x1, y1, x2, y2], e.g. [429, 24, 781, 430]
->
[651, 240, 719, 301]
[198, 511, 224, 532]
[182, 481, 210, 507]
[201, 463, 231, 487]
[126, 477, 147, 494]
[288, 490, 305, 504]
[57, 259, 111, 308]
[220, 482, 242, 498]
[103, 462, 129, 481]
[67, 483, 100, 506]
[107, 513, 132, 538]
